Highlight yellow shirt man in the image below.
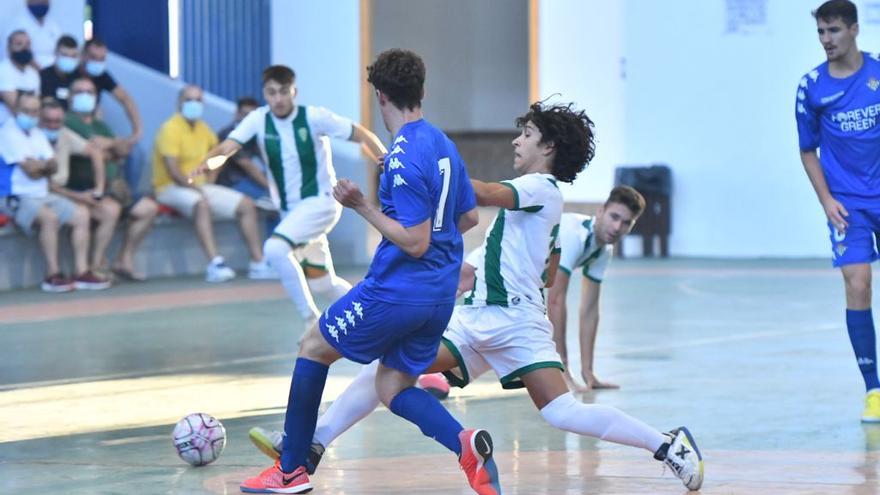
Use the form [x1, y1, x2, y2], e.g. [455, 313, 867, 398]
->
[152, 113, 218, 190]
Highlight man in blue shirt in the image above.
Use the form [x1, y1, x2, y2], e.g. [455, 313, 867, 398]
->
[797, 0, 880, 422]
[240, 49, 495, 495]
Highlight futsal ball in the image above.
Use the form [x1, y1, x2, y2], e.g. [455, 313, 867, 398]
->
[172, 412, 227, 466]
[418, 372, 451, 400]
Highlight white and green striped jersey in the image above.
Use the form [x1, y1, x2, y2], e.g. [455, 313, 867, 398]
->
[463, 173, 562, 312]
[228, 105, 353, 211]
[558, 212, 612, 282]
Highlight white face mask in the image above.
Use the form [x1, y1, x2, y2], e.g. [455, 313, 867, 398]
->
[71, 92, 96, 113]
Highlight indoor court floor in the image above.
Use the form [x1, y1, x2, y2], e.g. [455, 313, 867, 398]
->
[1, 258, 879, 494]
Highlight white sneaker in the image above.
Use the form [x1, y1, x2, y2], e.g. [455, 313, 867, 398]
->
[248, 259, 278, 280]
[206, 257, 236, 283]
[658, 427, 703, 491]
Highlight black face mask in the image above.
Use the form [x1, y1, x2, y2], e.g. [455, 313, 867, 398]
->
[11, 49, 33, 66]
[28, 4, 49, 19]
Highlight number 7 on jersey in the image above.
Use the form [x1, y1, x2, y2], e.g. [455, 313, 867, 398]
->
[433, 157, 451, 231]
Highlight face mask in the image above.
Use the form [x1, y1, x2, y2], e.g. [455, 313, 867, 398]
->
[181, 100, 204, 120]
[71, 92, 96, 113]
[56, 55, 78, 73]
[28, 4, 49, 18]
[85, 60, 105, 77]
[41, 128, 59, 142]
[16, 114, 37, 131]
[11, 49, 33, 66]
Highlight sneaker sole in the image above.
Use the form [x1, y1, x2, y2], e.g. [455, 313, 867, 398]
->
[41, 284, 74, 293]
[471, 430, 502, 495]
[248, 428, 282, 460]
[240, 486, 312, 494]
[73, 282, 111, 290]
[861, 416, 880, 423]
[675, 426, 704, 491]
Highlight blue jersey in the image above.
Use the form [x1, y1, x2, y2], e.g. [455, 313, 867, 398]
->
[360, 119, 476, 305]
[796, 52, 880, 208]
[0, 156, 12, 197]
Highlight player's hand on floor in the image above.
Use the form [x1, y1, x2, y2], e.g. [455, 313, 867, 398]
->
[583, 371, 620, 390]
[333, 178, 366, 209]
[822, 197, 849, 233]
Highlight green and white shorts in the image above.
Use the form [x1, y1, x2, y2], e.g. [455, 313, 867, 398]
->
[441, 303, 564, 390]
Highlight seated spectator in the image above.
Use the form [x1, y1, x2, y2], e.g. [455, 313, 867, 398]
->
[0, 92, 108, 291]
[39, 35, 78, 109]
[79, 38, 142, 145]
[3, 0, 61, 69]
[216, 96, 273, 210]
[0, 30, 40, 125]
[152, 84, 270, 282]
[54, 80, 159, 281]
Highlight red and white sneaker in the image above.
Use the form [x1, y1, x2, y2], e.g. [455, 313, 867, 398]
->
[41, 273, 74, 293]
[458, 429, 502, 495]
[73, 271, 111, 290]
[240, 460, 312, 493]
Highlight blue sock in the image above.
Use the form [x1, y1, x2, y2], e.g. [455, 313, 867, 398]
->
[280, 358, 329, 472]
[846, 309, 880, 391]
[389, 386, 464, 456]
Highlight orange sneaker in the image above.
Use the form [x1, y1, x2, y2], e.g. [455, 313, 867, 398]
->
[239, 459, 312, 493]
[458, 429, 502, 494]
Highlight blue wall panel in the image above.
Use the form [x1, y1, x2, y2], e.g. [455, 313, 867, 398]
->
[91, 0, 169, 73]
[180, 0, 270, 102]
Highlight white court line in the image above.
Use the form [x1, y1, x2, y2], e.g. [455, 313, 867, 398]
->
[0, 352, 296, 392]
[597, 323, 838, 358]
[1, 323, 839, 393]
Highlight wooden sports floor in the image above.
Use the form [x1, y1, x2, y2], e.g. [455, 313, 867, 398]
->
[1, 259, 878, 494]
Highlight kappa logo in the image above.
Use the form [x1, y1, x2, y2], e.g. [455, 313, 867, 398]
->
[352, 301, 364, 319]
[344, 309, 356, 327]
[858, 357, 875, 366]
[388, 157, 405, 170]
[393, 174, 408, 187]
[298, 127, 309, 142]
[393, 135, 408, 145]
[326, 324, 339, 342]
[335, 316, 348, 334]
[809, 69, 819, 82]
[389, 144, 406, 156]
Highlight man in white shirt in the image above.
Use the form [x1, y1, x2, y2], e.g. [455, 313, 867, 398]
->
[0, 30, 40, 125]
[3, 0, 62, 68]
[0, 93, 108, 291]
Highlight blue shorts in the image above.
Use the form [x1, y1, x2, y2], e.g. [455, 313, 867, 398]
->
[319, 283, 455, 376]
[829, 207, 880, 267]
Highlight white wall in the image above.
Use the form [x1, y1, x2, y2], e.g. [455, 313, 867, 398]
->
[540, 0, 880, 257]
[538, 0, 626, 205]
[270, 0, 371, 264]
[371, 0, 528, 136]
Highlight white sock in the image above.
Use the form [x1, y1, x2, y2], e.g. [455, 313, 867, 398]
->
[313, 361, 381, 447]
[308, 273, 353, 302]
[540, 392, 666, 453]
[264, 237, 319, 320]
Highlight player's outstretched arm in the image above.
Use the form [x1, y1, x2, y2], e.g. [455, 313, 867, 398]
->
[333, 178, 431, 257]
[186, 139, 242, 183]
[458, 207, 479, 234]
[470, 179, 516, 209]
[579, 277, 617, 389]
[349, 123, 387, 165]
[800, 149, 849, 231]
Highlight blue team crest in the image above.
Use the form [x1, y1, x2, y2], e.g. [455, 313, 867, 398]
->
[298, 127, 309, 142]
[868, 78, 880, 91]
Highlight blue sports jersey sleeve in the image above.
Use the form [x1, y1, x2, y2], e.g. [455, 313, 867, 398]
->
[795, 76, 820, 150]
